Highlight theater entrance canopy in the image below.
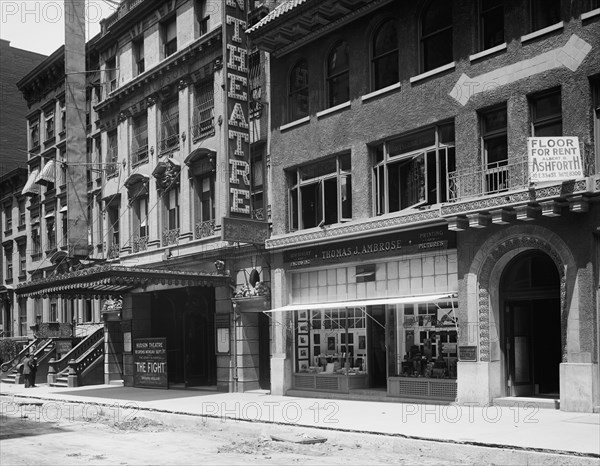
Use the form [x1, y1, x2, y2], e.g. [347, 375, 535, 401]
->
[15, 265, 229, 300]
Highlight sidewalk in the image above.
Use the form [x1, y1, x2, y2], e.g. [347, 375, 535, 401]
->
[1, 382, 598, 457]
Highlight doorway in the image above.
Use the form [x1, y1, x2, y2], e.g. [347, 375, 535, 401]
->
[502, 251, 561, 397]
[368, 306, 387, 388]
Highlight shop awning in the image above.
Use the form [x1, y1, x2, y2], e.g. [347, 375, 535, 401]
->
[15, 264, 229, 299]
[265, 293, 456, 313]
[21, 168, 41, 196]
[35, 159, 56, 186]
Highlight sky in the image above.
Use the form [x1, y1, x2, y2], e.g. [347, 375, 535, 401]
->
[1, 0, 119, 56]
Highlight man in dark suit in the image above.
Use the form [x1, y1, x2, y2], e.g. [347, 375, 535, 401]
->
[28, 355, 38, 388]
[22, 354, 31, 388]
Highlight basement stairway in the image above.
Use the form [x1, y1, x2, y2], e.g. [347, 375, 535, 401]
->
[1, 338, 55, 384]
[48, 328, 104, 388]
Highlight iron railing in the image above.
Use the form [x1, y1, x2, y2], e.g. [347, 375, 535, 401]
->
[195, 219, 215, 239]
[132, 235, 149, 253]
[162, 228, 180, 246]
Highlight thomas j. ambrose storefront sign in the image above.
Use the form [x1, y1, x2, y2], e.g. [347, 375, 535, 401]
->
[284, 226, 456, 268]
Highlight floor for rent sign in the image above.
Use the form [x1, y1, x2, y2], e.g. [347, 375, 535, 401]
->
[528, 136, 583, 182]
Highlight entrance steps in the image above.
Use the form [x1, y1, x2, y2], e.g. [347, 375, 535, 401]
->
[493, 396, 560, 410]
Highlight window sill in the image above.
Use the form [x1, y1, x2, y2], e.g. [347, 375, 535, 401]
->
[410, 62, 456, 84]
[361, 82, 401, 103]
[469, 43, 507, 62]
[280, 116, 310, 132]
[316, 101, 351, 119]
[581, 8, 600, 21]
[17, 225, 26, 232]
[520, 21, 564, 44]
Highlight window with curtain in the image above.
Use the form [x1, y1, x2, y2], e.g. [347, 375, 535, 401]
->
[327, 42, 350, 108]
[372, 21, 399, 91]
[420, 0, 453, 72]
[288, 60, 309, 122]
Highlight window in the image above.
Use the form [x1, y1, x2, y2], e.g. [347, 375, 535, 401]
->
[131, 112, 148, 164]
[288, 60, 309, 122]
[530, 0, 561, 32]
[166, 186, 180, 230]
[374, 123, 455, 214]
[134, 196, 149, 238]
[531, 89, 562, 136]
[18, 244, 26, 276]
[19, 299, 27, 336]
[85, 300, 93, 322]
[593, 80, 600, 174]
[194, 169, 214, 225]
[160, 98, 179, 152]
[61, 209, 68, 248]
[107, 203, 119, 258]
[192, 80, 214, 140]
[50, 299, 58, 322]
[481, 105, 508, 193]
[60, 101, 66, 134]
[162, 17, 177, 58]
[289, 154, 351, 230]
[196, 0, 209, 36]
[34, 298, 42, 325]
[4, 205, 12, 231]
[5, 247, 13, 281]
[134, 38, 145, 75]
[45, 109, 55, 141]
[420, 0, 453, 72]
[251, 148, 265, 220]
[29, 119, 40, 149]
[106, 130, 118, 177]
[106, 56, 117, 94]
[46, 216, 56, 251]
[372, 21, 399, 91]
[31, 223, 41, 256]
[18, 200, 25, 227]
[327, 42, 349, 108]
[479, 0, 504, 50]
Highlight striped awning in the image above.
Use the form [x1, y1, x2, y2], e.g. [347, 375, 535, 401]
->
[15, 264, 229, 299]
[21, 168, 41, 196]
[35, 159, 56, 186]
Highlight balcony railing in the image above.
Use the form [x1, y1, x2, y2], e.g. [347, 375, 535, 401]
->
[132, 235, 149, 253]
[195, 219, 215, 239]
[131, 144, 148, 165]
[106, 243, 120, 259]
[448, 156, 529, 202]
[159, 133, 179, 153]
[162, 228, 180, 246]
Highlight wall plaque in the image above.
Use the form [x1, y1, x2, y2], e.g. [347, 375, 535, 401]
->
[458, 345, 478, 362]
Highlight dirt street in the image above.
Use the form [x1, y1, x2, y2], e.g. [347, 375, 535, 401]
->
[0, 401, 597, 466]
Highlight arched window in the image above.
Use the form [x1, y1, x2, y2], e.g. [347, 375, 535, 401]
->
[420, 0, 453, 72]
[326, 41, 349, 108]
[288, 60, 309, 122]
[372, 21, 399, 91]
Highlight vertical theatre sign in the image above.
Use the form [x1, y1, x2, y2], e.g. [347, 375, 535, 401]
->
[225, 0, 251, 217]
[528, 136, 583, 182]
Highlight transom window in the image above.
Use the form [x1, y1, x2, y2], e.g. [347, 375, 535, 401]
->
[372, 20, 399, 91]
[420, 0, 453, 72]
[374, 123, 455, 214]
[530, 89, 562, 137]
[479, 0, 504, 50]
[289, 60, 309, 122]
[326, 42, 349, 108]
[289, 154, 352, 230]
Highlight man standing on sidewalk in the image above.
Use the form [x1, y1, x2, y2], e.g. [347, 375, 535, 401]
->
[21, 354, 31, 388]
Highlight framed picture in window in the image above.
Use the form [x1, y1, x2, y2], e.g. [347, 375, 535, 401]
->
[298, 334, 308, 346]
[298, 321, 309, 334]
[327, 336, 336, 351]
[358, 335, 366, 350]
[298, 360, 309, 372]
[298, 310, 308, 320]
[298, 347, 309, 359]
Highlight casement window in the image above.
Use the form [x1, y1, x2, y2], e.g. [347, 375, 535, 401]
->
[288, 60, 309, 122]
[479, 0, 504, 50]
[131, 112, 148, 164]
[162, 17, 177, 58]
[531, 89, 562, 137]
[481, 105, 508, 193]
[195, 0, 209, 36]
[374, 123, 455, 214]
[289, 154, 352, 230]
[29, 119, 40, 149]
[160, 98, 179, 153]
[5, 247, 13, 281]
[18, 244, 26, 277]
[106, 56, 117, 94]
[326, 42, 350, 108]
[134, 38, 145, 75]
[420, 0, 453, 72]
[166, 186, 180, 230]
[134, 195, 149, 238]
[530, 0, 561, 32]
[192, 80, 214, 140]
[45, 109, 55, 141]
[372, 20, 399, 91]
[106, 129, 118, 177]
